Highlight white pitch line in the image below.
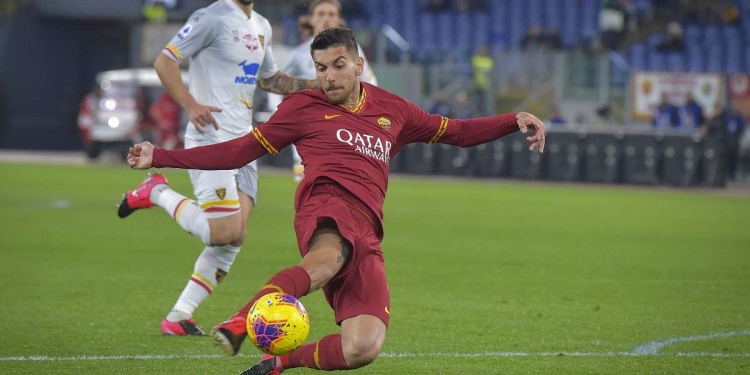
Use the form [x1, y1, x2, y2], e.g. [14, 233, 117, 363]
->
[2, 351, 750, 362]
[633, 330, 750, 355]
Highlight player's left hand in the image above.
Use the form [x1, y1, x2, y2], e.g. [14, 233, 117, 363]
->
[516, 112, 546, 153]
[127, 142, 155, 170]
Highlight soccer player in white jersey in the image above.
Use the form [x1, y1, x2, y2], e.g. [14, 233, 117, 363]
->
[116, 0, 318, 336]
[282, 0, 378, 182]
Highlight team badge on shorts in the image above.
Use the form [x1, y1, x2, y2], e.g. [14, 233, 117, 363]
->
[215, 269, 228, 284]
[215, 188, 226, 200]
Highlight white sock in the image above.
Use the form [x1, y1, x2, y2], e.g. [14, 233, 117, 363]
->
[168, 245, 242, 321]
[151, 185, 212, 245]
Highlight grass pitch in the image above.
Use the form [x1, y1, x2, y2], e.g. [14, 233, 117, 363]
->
[0, 162, 748, 374]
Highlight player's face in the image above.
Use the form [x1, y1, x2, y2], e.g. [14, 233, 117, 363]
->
[313, 46, 364, 105]
[310, 3, 340, 35]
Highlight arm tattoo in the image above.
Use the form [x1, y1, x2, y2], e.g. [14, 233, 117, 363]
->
[258, 72, 320, 95]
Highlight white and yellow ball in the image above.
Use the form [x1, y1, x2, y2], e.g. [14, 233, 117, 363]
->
[246, 292, 310, 356]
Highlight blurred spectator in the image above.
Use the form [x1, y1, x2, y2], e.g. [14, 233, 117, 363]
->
[521, 25, 545, 50]
[652, 92, 679, 129]
[340, 0, 367, 19]
[452, 91, 473, 119]
[599, 0, 626, 50]
[717, 0, 741, 24]
[619, 0, 638, 30]
[545, 27, 562, 50]
[77, 85, 101, 157]
[471, 45, 493, 116]
[428, 91, 453, 117]
[149, 91, 183, 149]
[454, 0, 488, 13]
[424, 0, 451, 13]
[725, 103, 746, 180]
[294, 1, 309, 16]
[546, 106, 566, 127]
[298, 15, 314, 41]
[678, 92, 704, 131]
[656, 22, 684, 52]
[652, 0, 677, 20]
[142, 0, 168, 23]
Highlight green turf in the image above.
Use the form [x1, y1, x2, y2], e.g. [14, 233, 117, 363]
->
[0, 162, 749, 374]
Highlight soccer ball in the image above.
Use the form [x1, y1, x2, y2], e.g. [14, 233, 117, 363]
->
[247, 292, 310, 356]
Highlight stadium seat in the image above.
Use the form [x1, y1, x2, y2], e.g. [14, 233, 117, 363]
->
[725, 44, 743, 74]
[686, 48, 704, 72]
[648, 50, 666, 71]
[561, 0, 580, 47]
[543, 0, 562, 29]
[629, 43, 647, 70]
[705, 45, 724, 72]
[472, 14, 490, 48]
[666, 52, 686, 72]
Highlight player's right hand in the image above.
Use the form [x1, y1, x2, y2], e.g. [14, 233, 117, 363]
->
[127, 141, 155, 170]
[186, 102, 222, 133]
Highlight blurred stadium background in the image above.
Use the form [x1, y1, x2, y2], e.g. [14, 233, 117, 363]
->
[0, 0, 749, 186]
[1, 1, 750, 374]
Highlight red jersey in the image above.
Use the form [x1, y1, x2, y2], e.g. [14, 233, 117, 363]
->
[152, 83, 519, 237]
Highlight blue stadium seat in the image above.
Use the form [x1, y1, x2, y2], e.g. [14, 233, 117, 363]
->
[418, 14, 438, 49]
[629, 43, 647, 70]
[705, 45, 724, 72]
[725, 44, 743, 74]
[528, 0, 543, 28]
[580, 0, 599, 40]
[543, 0, 562, 29]
[745, 46, 750, 73]
[666, 52, 686, 72]
[472, 14, 490, 48]
[648, 50, 666, 71]
[509, 0, 527, 49]
[456, 14, 472, 50]
[561, 0, 580, 47]
[687, 48, 704, 72]
[437, 13, 453, 51]
[684, 25, 702, 46]
[703, 25, 721, 46]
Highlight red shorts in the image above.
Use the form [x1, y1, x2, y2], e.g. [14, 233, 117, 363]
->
[294, 194, 390, 327]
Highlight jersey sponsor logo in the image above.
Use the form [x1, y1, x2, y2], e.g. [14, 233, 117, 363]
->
[244, 34, 259, 51]
[177, 24, 193, 40]
[235, 60, 260, 85]
[324, 114, 341, 120]
[336, 128, 392, 165]
[377, 117, 391, 129]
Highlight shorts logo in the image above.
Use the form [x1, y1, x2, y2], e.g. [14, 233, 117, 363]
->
[258, 35, 265, 49]
[215, 269, 228, 284]
[385, 306, 390, 315]
[215, 188, 226, 200]
[377, 117, 391, 130]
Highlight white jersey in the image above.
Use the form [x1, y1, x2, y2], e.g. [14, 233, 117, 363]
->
[283, 37, 378, 85]
[163, 0, 279, 143]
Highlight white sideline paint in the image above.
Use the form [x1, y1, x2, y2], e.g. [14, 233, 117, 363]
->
[3, 331, 749, 362]
[2, 351, 750, 362]
[633, 330, 750, 355]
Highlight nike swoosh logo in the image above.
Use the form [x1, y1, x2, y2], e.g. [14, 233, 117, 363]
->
[385, 306, 390, 315]
[324, 114, 341, 120]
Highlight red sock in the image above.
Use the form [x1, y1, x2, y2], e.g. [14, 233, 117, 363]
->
[278, 334, 349, 370]
[234, 266, 311, 319]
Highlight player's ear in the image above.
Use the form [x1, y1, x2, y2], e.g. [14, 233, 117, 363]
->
[355, 56, 364, 76]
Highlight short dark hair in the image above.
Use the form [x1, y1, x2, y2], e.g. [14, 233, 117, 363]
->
[310, 27, 359, 58]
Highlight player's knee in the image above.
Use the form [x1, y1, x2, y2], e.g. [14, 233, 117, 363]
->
[342, 334, 384, 368]
[210, 224, 244, 246]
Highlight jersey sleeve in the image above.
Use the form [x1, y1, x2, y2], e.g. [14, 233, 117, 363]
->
[358, 46, 378, 86]
[258, 21, 280, 79]
[162, 10, 216, 63]
[152, 94, 306, 170]
[397, 100, 518, 148]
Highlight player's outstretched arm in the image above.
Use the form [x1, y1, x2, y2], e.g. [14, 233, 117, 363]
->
[127, 129, 270, 171]
[257, 71, 320, 95]
[401, 100, 545, 153]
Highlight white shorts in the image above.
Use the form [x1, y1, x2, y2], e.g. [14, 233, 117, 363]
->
[185, 138, 259, 219]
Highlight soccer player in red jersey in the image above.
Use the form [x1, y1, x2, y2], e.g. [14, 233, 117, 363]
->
[127, 28, 545, 374]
